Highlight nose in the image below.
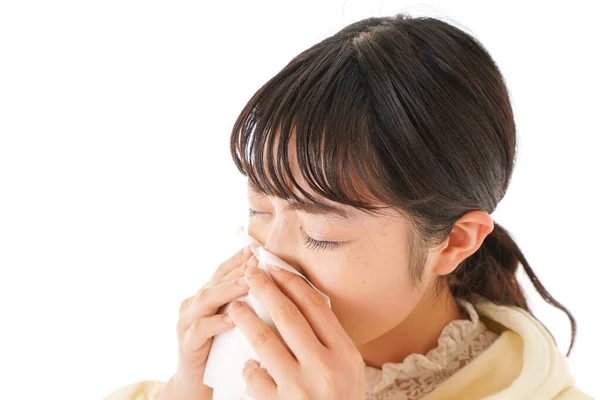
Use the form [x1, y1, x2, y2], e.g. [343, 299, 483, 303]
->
[247, 201, 305, 274]
[258, 206, 291, 253]
[260, 229, 305, 276]
[262, 230, 289, 261]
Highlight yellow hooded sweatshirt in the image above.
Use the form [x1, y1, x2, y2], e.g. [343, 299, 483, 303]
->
[104, 301, 593, 400]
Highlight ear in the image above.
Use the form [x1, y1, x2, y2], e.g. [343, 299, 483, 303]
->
[432, 211, 494, 276]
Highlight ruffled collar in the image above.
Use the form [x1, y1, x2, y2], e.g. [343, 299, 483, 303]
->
[363, 298, 494, 393]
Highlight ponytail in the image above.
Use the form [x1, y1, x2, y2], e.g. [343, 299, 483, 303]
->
[448, 220, 577, 356]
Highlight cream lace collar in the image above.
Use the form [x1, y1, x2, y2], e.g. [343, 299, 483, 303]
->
[363, 298, 499, 397]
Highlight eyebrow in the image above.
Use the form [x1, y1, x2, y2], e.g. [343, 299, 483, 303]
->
[247, 180, 353, 220]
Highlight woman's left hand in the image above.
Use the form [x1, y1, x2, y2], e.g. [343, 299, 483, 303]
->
[227, 263, 365, 400]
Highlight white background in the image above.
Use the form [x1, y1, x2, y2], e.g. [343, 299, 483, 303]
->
[0, 1, 598, 399]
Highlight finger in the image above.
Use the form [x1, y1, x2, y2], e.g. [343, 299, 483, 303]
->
[227, 300, 297, 385]
[199, 255, 258, 317]
[181, 313, 236, 353]
[267, 264, 349, 350]
[220, 254, 257, 283]
[243, 359, 278, 400]
[243, 266, 323, 361]
[210, 244, 253, 283]
[198, 254, 257, 298]
[179, 296, 195, 315]
[179, 277, 250, 333]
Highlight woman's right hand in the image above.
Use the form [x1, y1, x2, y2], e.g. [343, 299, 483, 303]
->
[158, 244, 258, 400]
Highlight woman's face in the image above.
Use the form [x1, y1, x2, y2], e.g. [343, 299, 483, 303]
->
[246, 172, 438, 346]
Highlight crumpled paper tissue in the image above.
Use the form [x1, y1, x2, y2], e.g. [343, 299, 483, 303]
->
[203, 234, 331, 399]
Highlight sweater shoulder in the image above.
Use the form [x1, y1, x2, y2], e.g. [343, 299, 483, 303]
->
[104, 380, 165, 400]
[554, 386, 595, 400]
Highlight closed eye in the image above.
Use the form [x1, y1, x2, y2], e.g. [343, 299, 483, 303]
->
[302, 234, 342, 251]
[247, 208, 347, 252]
[248, 208, 264, 218]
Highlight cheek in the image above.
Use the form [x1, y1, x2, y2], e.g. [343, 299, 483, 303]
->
[319, 248, 427, 345]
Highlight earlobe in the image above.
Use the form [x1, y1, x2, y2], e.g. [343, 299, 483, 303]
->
[432, 211, 494, 276]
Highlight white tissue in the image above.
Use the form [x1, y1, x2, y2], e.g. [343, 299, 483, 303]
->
[203, 234, 331, 400]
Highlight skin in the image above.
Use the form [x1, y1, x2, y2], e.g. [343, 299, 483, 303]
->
[243, 145, 494, 371]
[160, 137, 495, 399]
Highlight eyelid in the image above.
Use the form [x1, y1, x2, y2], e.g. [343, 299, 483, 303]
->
[248, 208, 348, 252]
[302, 231, 349, 251]
[248, 208, 267, 218]
[299, 223, 345, 240]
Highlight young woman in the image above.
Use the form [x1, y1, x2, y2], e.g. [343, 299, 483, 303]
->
[105, 13, 591, 400]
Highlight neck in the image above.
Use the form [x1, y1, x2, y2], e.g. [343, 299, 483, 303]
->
[358, 283, 467, 369]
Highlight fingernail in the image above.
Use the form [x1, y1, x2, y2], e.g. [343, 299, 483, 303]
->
[246, 256, 257, 268]
[246, 266, 261, 277]
[223, 314, 233, 324]
[268, 264, 280, 272]
[242, 245, 251, 255]
[236, 276, 248, 286]
[229, 300, 243, 310]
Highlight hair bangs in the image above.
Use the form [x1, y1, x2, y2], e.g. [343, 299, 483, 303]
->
[230, 42, 392, 216]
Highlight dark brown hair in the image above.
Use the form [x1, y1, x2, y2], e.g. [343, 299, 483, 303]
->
[229, 13, 576, 355]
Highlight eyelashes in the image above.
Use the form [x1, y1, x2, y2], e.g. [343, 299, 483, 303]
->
[248, 208, 343, 252]
[302, 235, 342, 251]
[248, 208, 262, 218]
